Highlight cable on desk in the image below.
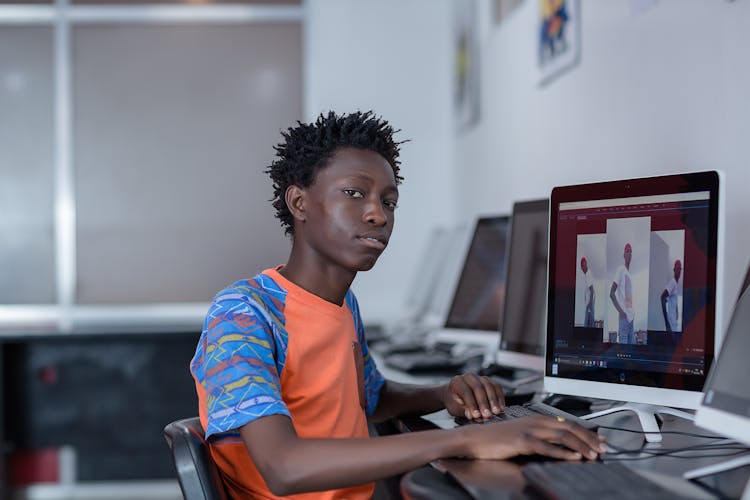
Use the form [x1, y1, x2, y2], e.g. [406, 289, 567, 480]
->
[596, 424, 728, 440]
[605, 449, 750, 462]
[603, 440, 750, 461]
[606, 440, 745, 454]
[606, 441, 747, 455]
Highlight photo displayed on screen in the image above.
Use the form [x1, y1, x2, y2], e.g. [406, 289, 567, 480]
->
[552, 190, 712, 383]
[574, 221, 686, 346]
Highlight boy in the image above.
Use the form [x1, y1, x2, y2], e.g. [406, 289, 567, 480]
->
[190, 111, 605, 499]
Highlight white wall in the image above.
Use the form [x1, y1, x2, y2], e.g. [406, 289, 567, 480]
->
[456, 0, 750, 339]
[305, 0, 750, 338]
[305, 0, 457, 323]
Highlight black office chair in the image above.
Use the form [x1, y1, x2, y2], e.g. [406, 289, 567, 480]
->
[164, 417, 229, 500]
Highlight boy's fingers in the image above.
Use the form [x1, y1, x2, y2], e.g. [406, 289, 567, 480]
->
[452, 375, 485, 420]
[479, 376, 505, 413]
[464, 374, 494, 419]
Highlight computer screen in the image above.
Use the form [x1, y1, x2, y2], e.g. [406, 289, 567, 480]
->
[383, 225, 464, 340]
[434, 216, 510, 348]
[419, 223, 473, 328]
[545, 171, 723, 413]
[495, 199, 549, 371]
[738, 260, 750, 302]
[694, 264, 750, 447]
[399, 225, 454, 322]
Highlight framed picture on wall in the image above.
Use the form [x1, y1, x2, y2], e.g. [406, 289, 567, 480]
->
[537, 0, 580, 86]
[454, 0, 480, 131]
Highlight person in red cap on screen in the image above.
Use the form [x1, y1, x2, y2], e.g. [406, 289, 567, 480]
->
[580, 257, 595, 327]
[610, 243, 634, 344]
[661, 259, 683, 333]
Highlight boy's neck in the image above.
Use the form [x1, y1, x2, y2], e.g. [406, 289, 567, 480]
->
[279, 257, 355, 306]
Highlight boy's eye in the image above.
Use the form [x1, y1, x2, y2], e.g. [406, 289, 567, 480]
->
[343, 189, 364, 198]
[384, 199, 398, 210]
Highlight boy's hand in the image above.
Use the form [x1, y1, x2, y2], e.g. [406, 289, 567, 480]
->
[462, 414, 607, 461]
[443, 373, 505, 421]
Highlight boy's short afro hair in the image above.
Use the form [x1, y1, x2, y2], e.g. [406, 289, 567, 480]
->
[266, 110, 405, 236]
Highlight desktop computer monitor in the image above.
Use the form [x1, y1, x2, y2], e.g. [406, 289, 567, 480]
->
[366, 226, 451, 347]
[495, 199, 549, 372]
[545, 171, 723, 442]
[380, 223, 474, 356]
[738, 260, 750, 303]
[693, 264, 750, 448]
[418, 223, 473, 329]
[396, 225, 455, 324]
[432, 215, 510, 350]
[685, 263, 750, 488]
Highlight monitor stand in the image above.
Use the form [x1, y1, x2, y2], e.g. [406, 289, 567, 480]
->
[683, 454, 750, 482]
[581, 402, 694, 443]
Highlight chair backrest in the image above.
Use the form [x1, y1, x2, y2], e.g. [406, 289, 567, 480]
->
[163, 417, 228, 500]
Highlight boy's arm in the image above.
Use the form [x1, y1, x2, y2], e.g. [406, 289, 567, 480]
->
[370, 374, 505, 422]
[241, 413, 605, 496]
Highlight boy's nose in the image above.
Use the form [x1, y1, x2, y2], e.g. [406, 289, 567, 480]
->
[364, 200, 387, 226]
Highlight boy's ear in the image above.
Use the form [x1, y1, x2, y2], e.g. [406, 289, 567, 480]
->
[285, 185, 306, 223]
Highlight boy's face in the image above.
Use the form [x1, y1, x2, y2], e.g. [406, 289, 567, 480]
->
[299, 147, 399, 272]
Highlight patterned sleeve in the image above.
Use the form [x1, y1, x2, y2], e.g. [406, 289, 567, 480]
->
[346, 291, 386, 416]
[194, 294, 291, 438]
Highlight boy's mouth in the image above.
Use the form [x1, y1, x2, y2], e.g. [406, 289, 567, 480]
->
[358, 233, 387, 250]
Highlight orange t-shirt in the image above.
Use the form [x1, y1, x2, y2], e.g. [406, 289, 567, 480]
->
[191, 268, 385, 499]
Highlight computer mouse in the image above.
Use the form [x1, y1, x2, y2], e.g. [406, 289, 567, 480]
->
[504, 392, 535, 406]
[543, 394, 592, 415]
[478, 363, 517, 378]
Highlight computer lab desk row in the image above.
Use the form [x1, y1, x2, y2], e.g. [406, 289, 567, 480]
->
[0, 329, 199, 500]
[394, 410, 750, 499]
[373, 354, 750, 500]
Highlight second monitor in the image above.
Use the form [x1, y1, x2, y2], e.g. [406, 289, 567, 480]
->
[493, 198, 550, 373]
[432, 215, 510, 351]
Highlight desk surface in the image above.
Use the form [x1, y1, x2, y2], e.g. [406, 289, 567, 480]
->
[371, 349, 544, 394]
[372, 345, 750, 499]
[396, 408, 750, 499]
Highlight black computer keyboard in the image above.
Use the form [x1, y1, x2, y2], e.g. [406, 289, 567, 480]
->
[454, 402, 599, 431]
[522, 461, 673, 500]
[454, 404, 539, 424]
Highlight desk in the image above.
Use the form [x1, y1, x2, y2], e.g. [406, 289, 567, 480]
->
[371, 349, 544, 396]
[370, 349, 456, 385]
[372, 347, 750, 498]
[395, 409, 750, 499]
[0, 328, 200, 500]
